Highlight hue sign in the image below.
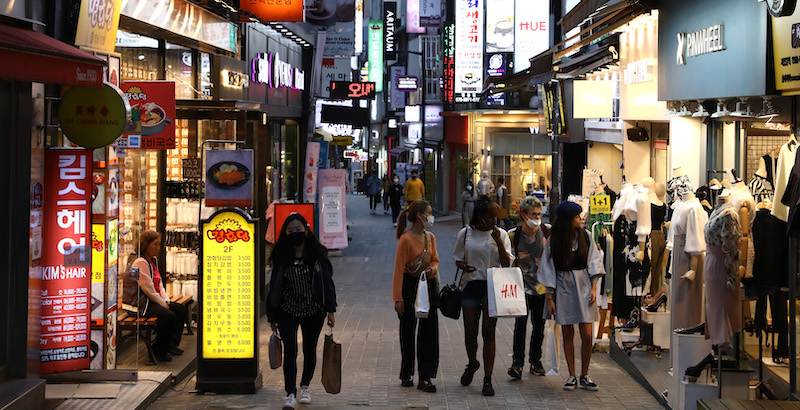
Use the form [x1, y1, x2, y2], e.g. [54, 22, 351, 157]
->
[251, 52, 305, 91]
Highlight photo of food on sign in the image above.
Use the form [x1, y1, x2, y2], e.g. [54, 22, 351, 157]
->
[121, 81, 176, 149]
[209, 162, 250, 189]
[204, 149, 254, 208]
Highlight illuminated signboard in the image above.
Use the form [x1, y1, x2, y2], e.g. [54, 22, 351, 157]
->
[443, 23, 455, 103]
[41, 149, 93, 375]
[201, 209, 256, 359]
[330, 81, 377, 99]
[514, 0, 549, 73]
[396, 76, 419, 92]
[455, 0, 483, 102]
[121, 81, 177, 149]
[486, 0, 514, 53]
[368, 20, 384, 92]
[251, 52, 305, 91]
[240, 0, 303, 22]
[75, 0, 122, 54]
[384, 2, 397, 60]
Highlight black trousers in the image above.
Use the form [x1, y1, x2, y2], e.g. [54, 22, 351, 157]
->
[512, 293, 546, 367]
[398, 274, 439, 380]
[755, 289, 789, 358]
[383, 192, 390, 211]
[391, 201, 402, 223]
[143, 301, 186, 354]
[369, 194, 380, 210]
[277, 313, 326, 395]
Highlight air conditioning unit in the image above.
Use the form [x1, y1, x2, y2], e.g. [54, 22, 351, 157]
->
[627, 126, 649, 141]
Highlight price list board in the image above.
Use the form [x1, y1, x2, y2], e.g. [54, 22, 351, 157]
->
[200, 209, 256, 360]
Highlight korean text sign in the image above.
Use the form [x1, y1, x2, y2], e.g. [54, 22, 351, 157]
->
[121, 81, 176, 149]
[318, 169, 348, 249]
[455, 0, 484, 102]
[201, 209, 256, 359]
[75, 0, 122, 53]
[41, 149, 93, 374]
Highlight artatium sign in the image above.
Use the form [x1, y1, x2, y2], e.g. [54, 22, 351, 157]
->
[676, 24, 725, 65]
[251, 52, 305, 91]
[384, 2, 397, 60]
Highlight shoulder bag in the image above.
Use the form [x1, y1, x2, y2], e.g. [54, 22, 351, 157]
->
[404, 231, 430, 275]
[439, 228, 467, 319]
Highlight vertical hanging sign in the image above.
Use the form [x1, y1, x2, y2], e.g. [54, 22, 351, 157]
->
[384, 2, 397, 61]
[420, 0, 441, 27]
[443, 23, 455, 103]
[407, 0, 426, 33]
[513, 0, 549, 73]
[41, 149, 93, 375]
[368, 20, 384, 92]
[455, 0, 484, 102]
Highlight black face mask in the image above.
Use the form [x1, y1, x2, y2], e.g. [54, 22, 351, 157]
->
[288, 231, 306, 247]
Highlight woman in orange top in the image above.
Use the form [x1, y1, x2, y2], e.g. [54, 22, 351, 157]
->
[392, 200, 440, 393]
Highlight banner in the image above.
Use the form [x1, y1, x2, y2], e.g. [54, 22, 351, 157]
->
[384, 2, 398, 60]
[304, 141, 321, 203]
[75, 0, 122, 53]
[406, 0, 425, 33]
[318, 140, 330, 170]
[420, 0, 441, 27]
[514, 0, 550, 73]
[318, 169, 348, 249]
[443, 23, 455, 103]
[455, 0, 483, 102]
[390, 66, 407, 110]
[41, 149, 93, 375]
[486, 0, 514, 52]
[205, 149, 254, 208]
[121, 81, 176, 149]
[368, 21, 384, 92]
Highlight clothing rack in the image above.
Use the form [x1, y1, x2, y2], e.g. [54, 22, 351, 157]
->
[591, 221, 615, 344]
[706, 169, 727, 182]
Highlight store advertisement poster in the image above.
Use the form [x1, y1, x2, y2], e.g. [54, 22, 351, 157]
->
[121, 81, 176, 149]
[104, 218, 118, 369]
[304, 141, 321, 204]
[514, 0, 549, 73]
[201, 210, 256, 359]
[390, 66, 407, 110]
[318, 140, 330, 170]
[74, 0, 122, 54]
[274, 204, 315, 239]
[455, 0, 483, 102]
[305, 0, 356, 56]
[486, 0, 514, 53]
[420, 0, 441, 26]
[205, 149, 254, 208]
[320, 57, 353, 97]
[318, 169, 348, 249]
[41, 149, 92, 375]
[368, 21, 384, 92]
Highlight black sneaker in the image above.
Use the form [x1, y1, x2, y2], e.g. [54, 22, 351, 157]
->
[531, 361, 545, 376]
[563, 376, 578, 391]
[482, 378, 495, 396]
[400, 378, 414, 387]
[580, 375, 598, 391]
[507, 365, 522, 380]
[418, 379, 436, 393]
[460, 361, 480, 386]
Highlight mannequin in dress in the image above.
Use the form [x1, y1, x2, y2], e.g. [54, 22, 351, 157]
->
[611, 180, 651, 320]
[670, 188, 708, 331]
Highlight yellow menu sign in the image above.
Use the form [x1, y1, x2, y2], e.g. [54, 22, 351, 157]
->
[590, 195, 611, 215]
[202, 210, 256, 359]
[74, 0, 122, 54]
[92, 224, 105, 283]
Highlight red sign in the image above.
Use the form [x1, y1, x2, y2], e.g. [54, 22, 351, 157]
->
[654, 141, 668, 151]
[330, 81, 377, 99]
[121, 81, 176, 149]
[40, 149, 93, 375]
[274, 203, 315, 240]
[240, 0, 303, 22]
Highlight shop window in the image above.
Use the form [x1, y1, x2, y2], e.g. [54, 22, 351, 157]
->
[115, 30, 159, 81]
[166, 43, 195, 100]
[491, 154, 552, 216]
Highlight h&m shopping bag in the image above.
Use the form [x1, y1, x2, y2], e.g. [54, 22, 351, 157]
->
[542, 319, 561, 376]
[321, 330, 341, 394]
[414, 273, 430, 318]
[269, 331, 282, 369]
[486, 267, 527, 318]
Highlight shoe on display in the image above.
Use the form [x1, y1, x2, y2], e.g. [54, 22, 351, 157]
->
[564, 376, 578, 391]
[418, 379, 436, 393]
[298, 386, 311, 404]
[401, 378, 414, 387]
[531, 361, 545, 376]
[460, 361, 480, 386]
[580, 375, 598, 391]
[282, 393, 297, 409]
[645, 294, 667, 312]
[684, 353, 715, 382]
[481, 378, 495, 396]
[675, 323, 705, 335]
[507, 365, 522, 380]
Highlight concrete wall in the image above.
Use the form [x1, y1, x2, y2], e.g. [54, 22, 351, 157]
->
[669, 116, 705, 186]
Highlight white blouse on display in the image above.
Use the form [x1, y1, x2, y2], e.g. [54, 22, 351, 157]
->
[453, 226, 514, 287]
[772, 141, 797, 222]
[674, 198, 708, 255]
[612, 184, 635, 222]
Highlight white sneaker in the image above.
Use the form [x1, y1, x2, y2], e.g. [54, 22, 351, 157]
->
[282, 393, 297, 409]
[298, 386, 311, 404]
[393, 222, 398, 227]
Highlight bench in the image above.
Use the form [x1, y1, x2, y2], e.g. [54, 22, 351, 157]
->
[119, 295, 194, 364]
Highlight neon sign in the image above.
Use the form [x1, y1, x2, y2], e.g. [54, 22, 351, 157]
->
[251, 52, 305, 91]
[330, 81, 377, 99]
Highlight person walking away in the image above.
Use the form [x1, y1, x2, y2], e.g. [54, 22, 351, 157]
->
[507, 197, 550, 378]
[366, 172, 382, 215]
[389, 176, 405, 227]
[123, 230, 187, 362]
[405, 170, 425, 203]
[476, 171, 495, 197]
[496, 177, 511, 229]
[382, 175, 391, 214]
[461, 181, 478, 227]
[393, 200, 440, 392]
[266, 214, 337, 409]
[453, 198, 514, 396]
[538, 201, 605, 391]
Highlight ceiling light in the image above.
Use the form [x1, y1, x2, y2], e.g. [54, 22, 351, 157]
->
[756, 96, 780, 119]
[730, 99, 755, 118]
[673, 101, 692, 117]
[692, 100, 709, 117]
[711, 99, 731, 118]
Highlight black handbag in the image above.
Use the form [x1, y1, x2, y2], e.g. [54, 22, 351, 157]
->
[438, 268, 462, 319]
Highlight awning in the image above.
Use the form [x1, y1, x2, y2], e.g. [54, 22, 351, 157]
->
[481, 50, 554, 98]
[554, 0, 644, 60]
[388, 147, 408, 156]
[0, 25, 105, 88]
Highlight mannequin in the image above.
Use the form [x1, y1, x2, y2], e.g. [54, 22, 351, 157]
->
[476, 170, 495, 197]
[632, 183, 651, 261]
[666, 168, 693, 215]
[611, 180, 651, 320]
[669, 188, 708, 331]
[647, 182, 668, 298]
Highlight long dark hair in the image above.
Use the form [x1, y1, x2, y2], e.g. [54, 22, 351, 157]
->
[396, 200, 430, 239]
[469, 197, 499, 227]
[270, 213, 328, 268]
[549, 214, 588, 269]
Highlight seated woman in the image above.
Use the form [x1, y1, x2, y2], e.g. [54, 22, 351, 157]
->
[123, 230, 186, 361]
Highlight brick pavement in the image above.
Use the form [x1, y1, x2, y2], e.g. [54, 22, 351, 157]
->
[150, 195, 665, 409]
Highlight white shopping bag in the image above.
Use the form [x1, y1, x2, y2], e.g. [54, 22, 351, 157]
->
[542, 319, 561, 376]
[414, 274, 430, 318]
[486, 267, 527, 318]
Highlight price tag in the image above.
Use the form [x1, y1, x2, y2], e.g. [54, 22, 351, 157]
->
[590, 195, 611, 215]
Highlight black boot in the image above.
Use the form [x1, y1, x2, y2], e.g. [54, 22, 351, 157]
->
[684, 353, 715, 382]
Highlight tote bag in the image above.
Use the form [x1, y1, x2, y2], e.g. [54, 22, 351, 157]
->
[321, 330, 342, 394]
[269, 331, 282, 369]
[542, 319, 560, 376]
[414, 273, 430, 318]
[486, 267, 527, 318]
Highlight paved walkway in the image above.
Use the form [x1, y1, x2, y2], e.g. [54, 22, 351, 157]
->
[150, 195, 664, 409]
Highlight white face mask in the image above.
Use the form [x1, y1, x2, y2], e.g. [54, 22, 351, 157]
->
[526, 218, 542, 229]
[422, 214, 434, 229]
[393, 178, 400, 183]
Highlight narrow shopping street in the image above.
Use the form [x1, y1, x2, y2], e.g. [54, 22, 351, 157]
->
[151, 195, 663, 409]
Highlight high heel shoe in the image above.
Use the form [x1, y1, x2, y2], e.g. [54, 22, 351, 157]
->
[675, 323, 705, 335]
[684, 353, 715, 382]
[645, 294, 667, 312]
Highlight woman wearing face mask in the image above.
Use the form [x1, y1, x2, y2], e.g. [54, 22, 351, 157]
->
[266, 213, 337, 409]
[453, 197, 514, 396]
[461, 181, 478, 227]
[538, 201, 605, 392]
[392, 200, 440, 392]
[389, 175, 405, 227]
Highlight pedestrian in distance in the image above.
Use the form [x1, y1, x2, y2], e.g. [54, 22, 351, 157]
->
[461, 181, 478, 227]
[366, 172, 382, 215]
[476, 170, 495, 197]
[538, 201, 605, 392]
[507, 196, 550, 379]
[496, 177, 511, 229]
[266, 213, 337, 409]
[382, 174, 391, 214]
[389, 175, 404, 227]
[453, 197, 514, 396]
[392, 200, 440, 393]
[405, 170, 425, 203]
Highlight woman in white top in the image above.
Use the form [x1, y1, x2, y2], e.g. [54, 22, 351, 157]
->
[453, 198, 514, 396]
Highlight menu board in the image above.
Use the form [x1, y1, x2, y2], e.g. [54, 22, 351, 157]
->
[201, 209, 256, 359]
[40, 149, 93, 374]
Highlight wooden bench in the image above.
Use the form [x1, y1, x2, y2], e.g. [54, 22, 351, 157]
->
[119, 295, 193, 364]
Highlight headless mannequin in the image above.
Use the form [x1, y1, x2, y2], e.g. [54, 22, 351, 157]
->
[681, 191, 702, 282]
[731, 180, 751, 279]
[755, 159, 768, 179]
[656, 183, 668, 268]
[673, 167, 684, 177]
[634, 182, 651, 261]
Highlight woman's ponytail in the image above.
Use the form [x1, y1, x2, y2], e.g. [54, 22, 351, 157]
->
[396, 209, 409, 239]
[396, 200, 430, 239]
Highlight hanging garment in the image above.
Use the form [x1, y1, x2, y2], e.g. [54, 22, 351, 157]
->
[780, 145, 800, 237]
[669, 198, 708, 330]
[763, 153, 776, 187]
[773, 140, 798, 222]
[704, 202, 742, 345]
[748, 174, 773, 204]
[749, 209, 789, 288]
[611, 216, 635, 320]
[623, 220, 650, 291]
[666, 175, 693, 207]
